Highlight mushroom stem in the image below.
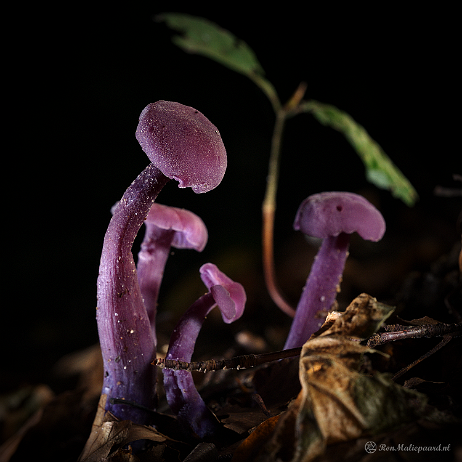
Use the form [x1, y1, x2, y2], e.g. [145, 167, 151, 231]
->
[137, 226, 175, 339]
[162, 263, 246, 437]
[163, 292, 221, 438]
[136, 204, 208, 340]
[284, 232, 350, 349]
[97, 163, 170, 424]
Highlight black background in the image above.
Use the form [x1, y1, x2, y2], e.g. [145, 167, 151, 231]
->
[4, 4, 460, 387]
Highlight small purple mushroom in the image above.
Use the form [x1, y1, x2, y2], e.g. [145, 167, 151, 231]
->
[284, 192, 385, 349]
[137, 203, 208, 339]
[97, 101, 226, 424]
[136, 101, 227, 193]
[163, 263, 246, 437]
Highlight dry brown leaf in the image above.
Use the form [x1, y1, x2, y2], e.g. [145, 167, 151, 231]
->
[254, 294, 428, 462]
[313, 293, 395, 339]
[78, 394, 170, 462]
[231, 415, 281, 462]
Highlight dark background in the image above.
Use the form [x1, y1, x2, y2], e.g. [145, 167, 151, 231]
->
[4, 4, 460, 388]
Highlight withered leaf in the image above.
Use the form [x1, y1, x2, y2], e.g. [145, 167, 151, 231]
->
[78, 395, 170, 462]
[313, 292, 395, 339]
[230, 415, 281, 462]
[256, 294, 428, 462]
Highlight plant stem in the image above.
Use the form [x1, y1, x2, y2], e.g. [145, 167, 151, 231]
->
[248, 72, 281, 114]
[262, 82, 307, 318]
[262, 110, 295, 317]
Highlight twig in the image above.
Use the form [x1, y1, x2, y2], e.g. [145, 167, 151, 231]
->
[366, 322, 462, 348]
[393, 335, 453, 380]
[366, 322, 461, 380]
[153, 348, 301, 372]
[154, 322, 461, 373]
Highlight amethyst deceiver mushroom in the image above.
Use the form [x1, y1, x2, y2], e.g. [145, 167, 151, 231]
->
[96, 101, 226, 424]
[163, 263, 246, 437]
[284, 192, 385, 350]
[137, 203, 208, 339]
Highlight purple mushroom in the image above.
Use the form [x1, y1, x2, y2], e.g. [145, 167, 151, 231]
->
[163, 263, 246, 437]
[137, 203, 208, 339]
[284, 192, 385, 350]
[96, 101, 226, 425]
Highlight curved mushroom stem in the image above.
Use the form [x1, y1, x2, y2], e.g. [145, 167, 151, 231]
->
[136, 204, 208, 341]
[137, 226, 175, 339]
[163, 263, 246, 437]
[284, 232, 351, 349]
[163, 292, 221, 438]
[97, 163, 170, 424]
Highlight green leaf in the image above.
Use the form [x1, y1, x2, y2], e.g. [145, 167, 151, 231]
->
[157, 12, 263, 75]
[156, 13, 280, 112]
[301, 100, 418, 206]
[157, 14, 417, 205]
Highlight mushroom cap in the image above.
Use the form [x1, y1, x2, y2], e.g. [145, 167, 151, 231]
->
[135, 101, 227, 193]
[199, 263, 246, 324]
[294, 191, 386, 241]
[144, 203, 208, 251]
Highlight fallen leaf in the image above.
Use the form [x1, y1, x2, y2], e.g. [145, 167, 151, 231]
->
[231, 415, 281, 462]
[78, 395, 170, 462]
[254, 294, 428, 462]
[313, 292, 395, 340]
